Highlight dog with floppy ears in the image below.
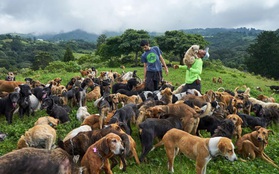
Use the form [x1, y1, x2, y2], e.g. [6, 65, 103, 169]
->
[81, 133, 125, 174]
[155, 128, 237, 174]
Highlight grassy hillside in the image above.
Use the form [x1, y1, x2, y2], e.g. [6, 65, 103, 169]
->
[0, 63, 279, 174]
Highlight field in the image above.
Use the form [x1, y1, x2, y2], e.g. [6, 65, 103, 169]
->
[1, 63, 279, 174]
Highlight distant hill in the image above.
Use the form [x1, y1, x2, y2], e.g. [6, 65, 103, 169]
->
[15, 27, 264, 43]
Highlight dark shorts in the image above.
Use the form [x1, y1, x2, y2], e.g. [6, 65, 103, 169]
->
[182, 79, 201, 93]
[145, 71, 162, 91]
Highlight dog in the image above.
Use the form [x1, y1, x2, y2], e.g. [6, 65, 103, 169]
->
[18, 124, 56, 150]
[18, 84, 32, 118]
[237, 113, 270, 130]
[5, 72, 15, 81]
[112, 78, 140, 94]
[76, 106, 91, 122]
[159, 87, 173, 105]
[0, 92, 20, 124]
[0, 131, 7, 142]
[0, 80, 24, 93]
[86, 84, 101, 102]
[266, 85, 279, 91]
[257, 94, 275, 103]
[108, 103, 139, 135]
[146, 102, 212, 135]
[217, 77, 223, 83]
[117, 93, 143, 105]
[212, 77, 217, 83]
[63, 125, 92, 142]
[60, 123, 131, 170]
[236, 126, 279, 168]
[34, 116, 60, 128]
[226, 114, 243, 139]
[212, 119, 235, 139]
[196, 115, 223, 136]
[155, 128, 237, 173]
[82, 114, 102, 130]
[41, 97, 70, 123]
[0, 147, 81, 174]
[138, 116, 183, 162]
[183, 44, 200, 67]
[81, 133, 125, 174]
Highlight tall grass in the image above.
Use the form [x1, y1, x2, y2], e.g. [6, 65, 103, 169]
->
[1, 63, 279, 174]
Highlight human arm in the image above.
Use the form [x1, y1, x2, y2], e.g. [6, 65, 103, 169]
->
[159, 55, 169, 76]
[143, 63, 147, 81]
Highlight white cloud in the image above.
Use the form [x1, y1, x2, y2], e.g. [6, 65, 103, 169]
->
[0, 0, 278, 34]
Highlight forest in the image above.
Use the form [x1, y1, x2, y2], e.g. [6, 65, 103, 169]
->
[0, 27, 278, 79]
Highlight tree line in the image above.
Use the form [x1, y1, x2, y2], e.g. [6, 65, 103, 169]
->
[0, 28, 278, 79]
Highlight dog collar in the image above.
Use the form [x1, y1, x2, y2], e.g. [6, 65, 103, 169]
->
[93, 147, 105, 168]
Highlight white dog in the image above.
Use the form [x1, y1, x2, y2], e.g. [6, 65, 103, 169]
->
[63, 125, 92, 142]
[183, 45, 200, 67]
[76, 106, 91, 122]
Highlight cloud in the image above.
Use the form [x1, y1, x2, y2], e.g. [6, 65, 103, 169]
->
[0, 0, 278, 35]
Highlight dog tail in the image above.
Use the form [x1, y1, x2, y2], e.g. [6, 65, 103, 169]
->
[151, 140, 164, 151]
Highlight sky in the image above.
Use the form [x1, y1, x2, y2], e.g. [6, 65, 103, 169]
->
[0, 0, 278, 35]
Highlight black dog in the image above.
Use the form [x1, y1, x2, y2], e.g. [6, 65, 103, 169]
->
[212, 119, 235, 139]
[108, 104, 139, 135]
[237, 112, 270, 129]
[266, 85, 279, 91]
[196, 115, 222, 136]
[138, 115, 183, 162]
[0, 92, 20, 124]
[112, 78, 140, 94]
[41, 97, 70, 123]
[32, 83, 52, 101]
[18, 84, 32, 118]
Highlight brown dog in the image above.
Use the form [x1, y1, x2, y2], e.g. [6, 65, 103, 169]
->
[0, 80, 25, 93]
[86, 85, 101, 102]
[236, 126, 279, 168]
[146, 102, 212, 135]
[81, 133, 124, 174]
[17, 124, 56, 150]
[226, 114, 243, 139]
[155, 128, 237, 173]
[34, 116, 60, 128]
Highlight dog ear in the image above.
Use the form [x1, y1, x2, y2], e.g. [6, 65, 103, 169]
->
[237, 116, 243, 125]
[101, 137, 110, 155]
[254, 126, 261, 130]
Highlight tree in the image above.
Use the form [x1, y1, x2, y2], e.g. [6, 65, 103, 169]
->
[119, 29, 150, 66]
[96, 34, 107, 49]
[246, 31, 279, 79]
[156, 30, 208, 64]
[63, 47, 75, 62]
[32, 51, 53, 70]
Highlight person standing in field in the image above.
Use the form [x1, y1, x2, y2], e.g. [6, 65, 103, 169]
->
[174, 47, 209, 93]
[140, 40, 169, 91]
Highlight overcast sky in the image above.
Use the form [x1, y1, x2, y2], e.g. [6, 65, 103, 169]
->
[0, 0, 278, 35]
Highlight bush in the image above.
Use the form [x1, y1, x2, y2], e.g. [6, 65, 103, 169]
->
[45, 61, 81, 72]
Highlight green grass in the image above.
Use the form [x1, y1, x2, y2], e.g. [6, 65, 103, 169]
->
[1, 63, 279, 174]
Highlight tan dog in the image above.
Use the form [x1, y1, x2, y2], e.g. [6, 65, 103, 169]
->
[17, 124, 56, 150]
[217, 77, 223, 83]
[159, 87, 173, 105]
[34, 116, 60, 128]
[212, 77, 217, 83]
[146, 102, 212, 134]
[0, 80, 25, 93]
[257, 94, 275, 103]
[183, 44, 200, 67]
[86, 85, 101, 102]
[117, 93, 143, 105]
[155, 128, 237, 173]
[226, 114, 243, 139]
[81, 133, 124, 174]
[236, 126, 279, 168]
